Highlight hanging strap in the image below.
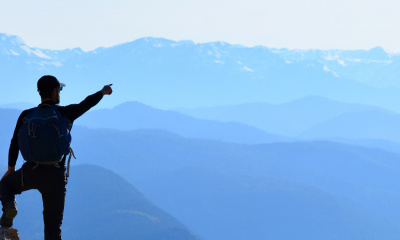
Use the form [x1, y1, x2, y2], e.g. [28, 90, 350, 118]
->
[30, 147, 76, 178]
[66, 147, 76, 178]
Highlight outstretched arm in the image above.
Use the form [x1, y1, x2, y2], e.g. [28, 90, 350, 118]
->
[60, 84, 114, 122]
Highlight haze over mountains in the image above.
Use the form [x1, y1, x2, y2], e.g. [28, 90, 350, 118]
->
[176, 95, 391, 136]
[2, 32, 400, 239]
[75, 101, 291, 144]
[74, 96, 400, 153]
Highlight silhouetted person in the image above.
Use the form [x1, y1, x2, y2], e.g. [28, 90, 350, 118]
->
[0, 75, 113, 240]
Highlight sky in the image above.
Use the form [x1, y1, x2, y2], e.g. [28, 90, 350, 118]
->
[0, 0, 399, 52]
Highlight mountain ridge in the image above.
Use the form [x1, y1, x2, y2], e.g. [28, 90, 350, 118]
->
[2, 32, 400, 111]
[175, 95, 395, 137]
[74, 100, 292, 144]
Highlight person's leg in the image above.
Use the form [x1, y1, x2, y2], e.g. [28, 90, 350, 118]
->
[40, 168, 67, 240]
[0, 163, 35, 227]
[0, 170, 20, 227]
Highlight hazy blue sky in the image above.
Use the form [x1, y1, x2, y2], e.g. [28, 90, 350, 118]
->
[1, 0, 399, 52]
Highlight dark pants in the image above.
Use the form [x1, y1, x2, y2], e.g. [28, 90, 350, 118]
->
[0, 162, 67, 240]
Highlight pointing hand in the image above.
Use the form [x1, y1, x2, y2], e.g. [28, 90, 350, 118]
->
[101, 84, 113, 95]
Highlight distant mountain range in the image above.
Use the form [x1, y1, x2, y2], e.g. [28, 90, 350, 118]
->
[1, 33, 400, 112]
[74, 97, 400, 148]
[174, 95, 400, 148]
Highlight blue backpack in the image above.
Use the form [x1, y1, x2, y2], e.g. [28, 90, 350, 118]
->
[18, 105, 72, 163]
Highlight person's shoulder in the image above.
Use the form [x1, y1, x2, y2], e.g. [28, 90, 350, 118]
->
[21, 107, 35, 115]
[16, 107, 35, 121]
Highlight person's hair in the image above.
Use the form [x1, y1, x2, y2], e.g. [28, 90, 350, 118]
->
[37, 75, 60, 99]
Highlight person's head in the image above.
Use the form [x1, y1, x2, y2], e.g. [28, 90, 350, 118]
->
[37, 75, 64, 104]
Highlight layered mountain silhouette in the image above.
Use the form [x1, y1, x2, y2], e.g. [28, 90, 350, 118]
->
[3, 107, 400, 239]
[74, 98, 400, 150]
[75, 101, 291, 144]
